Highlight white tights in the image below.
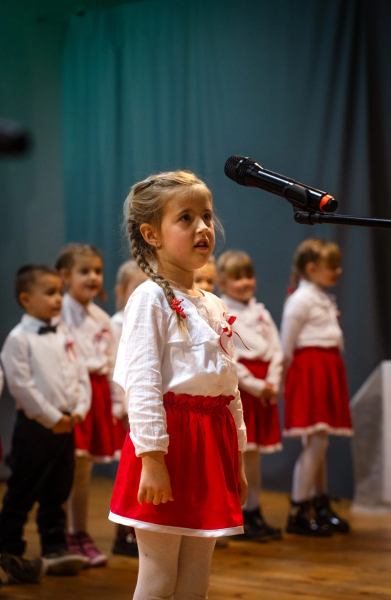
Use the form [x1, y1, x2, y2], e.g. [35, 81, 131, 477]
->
[133, 529, 216, 600]
[292, 431, 329, 502]
[67, 455, 94, 533]
[242, 450, 261, 511]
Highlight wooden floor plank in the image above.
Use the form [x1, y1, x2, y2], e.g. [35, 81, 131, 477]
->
[1, 478, 391, 599]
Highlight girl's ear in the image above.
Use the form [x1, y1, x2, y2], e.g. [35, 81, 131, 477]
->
[305, 262, 317, 278]
[59, 267, 71, 285]
[139, 223, 161, 248]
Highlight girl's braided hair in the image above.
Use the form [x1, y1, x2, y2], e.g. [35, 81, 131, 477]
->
[124, 170, 221, 327]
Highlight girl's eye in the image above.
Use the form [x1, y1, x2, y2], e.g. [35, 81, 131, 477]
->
[204, 213, 212, 221]
[80, 268, 89, 275]
[180, 214, 191, 221]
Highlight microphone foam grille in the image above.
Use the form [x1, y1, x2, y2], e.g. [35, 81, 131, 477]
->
[224, 156, 251, 185]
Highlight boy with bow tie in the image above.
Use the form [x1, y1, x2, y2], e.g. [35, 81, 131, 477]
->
[0, 265, 90, 577]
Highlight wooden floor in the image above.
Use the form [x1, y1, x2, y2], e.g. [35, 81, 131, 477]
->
[2, 478, 391, 599]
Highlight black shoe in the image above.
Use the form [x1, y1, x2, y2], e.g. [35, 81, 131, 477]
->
[0, 553, 45, 584]
[112, 527, 139, 558]
[286, 500, 333, 537]
[313, 495, 350, 533]
[43, 549, 85, 576]
[247, 508, 282, 541]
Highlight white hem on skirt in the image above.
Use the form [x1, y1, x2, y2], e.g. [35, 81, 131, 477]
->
[246, 442, 283, 453]
[75, 448, 122, 463]
[108, 511, 244, 537]
[283, 423, 353, 437]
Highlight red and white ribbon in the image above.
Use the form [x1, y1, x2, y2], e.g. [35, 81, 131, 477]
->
[218, 311, 250, 355]
[65, 338, 77, 362]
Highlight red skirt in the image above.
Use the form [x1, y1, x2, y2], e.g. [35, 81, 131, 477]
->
[74, 373, 127, 462]
[239, 358, 282, 453]
[109, 392, 244, 537]
[284, 347, 353, 437]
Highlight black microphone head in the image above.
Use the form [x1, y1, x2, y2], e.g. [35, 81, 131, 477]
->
[224, 155, 255, 186]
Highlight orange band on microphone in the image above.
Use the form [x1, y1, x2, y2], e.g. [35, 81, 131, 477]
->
[319, 194, 334, 212]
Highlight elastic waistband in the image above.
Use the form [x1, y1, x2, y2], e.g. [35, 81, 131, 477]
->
[294, 346, 340, 356]
[238, 358, 270, 367]
[163, 392, 234, 412]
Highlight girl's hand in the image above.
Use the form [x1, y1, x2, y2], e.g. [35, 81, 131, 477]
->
[259, 382, 277, 406]
[138, 451, 174, 506]
[238, 452, 248, 506]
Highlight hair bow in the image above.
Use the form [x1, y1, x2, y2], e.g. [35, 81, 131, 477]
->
[170, 297, 186, 319]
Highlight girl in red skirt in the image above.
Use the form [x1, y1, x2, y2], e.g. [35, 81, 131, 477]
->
[109, 171, 247, 600]
[281, 238, 353, 537]
[56, 244, 127, 566]
[218, 250, 283, 542]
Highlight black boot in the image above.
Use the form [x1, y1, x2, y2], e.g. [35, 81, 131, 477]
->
[248, 508, 282, 541]
[112, 526, 139, 557]
[286, 500, 333, 537]
[234, 508, 281, 542]
[313, 495, 350, 533]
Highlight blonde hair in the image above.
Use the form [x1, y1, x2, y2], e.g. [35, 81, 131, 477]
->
[116, 259, 142, 288]
[290, 238, 342, 291]
[216, 250, 254, 280]
[124, 170, 222, 326]
[55, 243, 103, 271]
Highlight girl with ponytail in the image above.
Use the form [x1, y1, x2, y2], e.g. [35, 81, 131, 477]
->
[109, 171, 247, 600]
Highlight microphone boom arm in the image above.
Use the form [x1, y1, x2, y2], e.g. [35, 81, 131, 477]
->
[293, 209, 391, 229]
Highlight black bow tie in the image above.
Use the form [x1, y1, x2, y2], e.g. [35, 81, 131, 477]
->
[38, 324, 57, 335]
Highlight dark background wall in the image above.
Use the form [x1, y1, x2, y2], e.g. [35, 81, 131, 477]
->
[2, 0, 391, 497]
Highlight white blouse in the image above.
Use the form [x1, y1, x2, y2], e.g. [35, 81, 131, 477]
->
[221, 295, 283, 396]
[62, 294, 124, 418]
[110, 310, 124, 359]
[280, 279, 344, 365]
[1, 315, 91, 429]
[114, 280, 247, 456]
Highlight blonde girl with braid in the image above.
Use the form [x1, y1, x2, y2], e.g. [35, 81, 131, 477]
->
[109, 171, 247, 600]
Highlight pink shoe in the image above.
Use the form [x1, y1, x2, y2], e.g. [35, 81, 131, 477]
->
[66, 534, 90, 567]
[77, 532, 108, 567]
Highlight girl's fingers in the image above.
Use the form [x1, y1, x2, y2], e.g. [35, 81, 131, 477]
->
[137, 487, 146, 505]
[145, 488, 154, 504]
[152, 492, 163, 506]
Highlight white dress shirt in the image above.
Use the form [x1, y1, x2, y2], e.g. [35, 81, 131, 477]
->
[114, 280, 247, 456]
[0, 364, 3, 397]
[221, 295, 283, 397]
[62, 294, 124, 419]
[280, 279, 344, 366]
[1, 315, 91, 429]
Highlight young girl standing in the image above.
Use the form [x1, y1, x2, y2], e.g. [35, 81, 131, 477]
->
[56, 243, 127, 566]
[218, 250, 283, 542]
[281, 238, 352, 537]
[109, 171, 247, 600]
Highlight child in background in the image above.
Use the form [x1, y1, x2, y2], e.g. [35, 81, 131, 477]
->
[56, 244, 127, 566]
[218, 251, 283, 542]
[194, 255, 216, 293]
[109, 171, 247, 600]
[0, 265, 90, 576]
[281, 239, 352, 536]
[111, 260, 147, 557]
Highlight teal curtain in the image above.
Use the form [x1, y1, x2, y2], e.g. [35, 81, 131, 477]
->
[62, 0, 391, 496]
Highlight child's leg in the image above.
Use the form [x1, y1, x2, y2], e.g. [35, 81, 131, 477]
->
[312, 452, 328, 497]
[67, 455, 94, 533]
[133, 529, 182, 600]
[242, 450, 260, 511]
[173, 536, 216, 599]
[292, 431, 329, 502]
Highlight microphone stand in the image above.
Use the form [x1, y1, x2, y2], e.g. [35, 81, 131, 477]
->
[293, 209, 391, 229]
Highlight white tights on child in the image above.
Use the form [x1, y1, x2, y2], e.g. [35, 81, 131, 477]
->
[133, 529, 216, 600]
[292, 431, 329, 502]
[67, 455, 94, 533]
[242, 450, 261, 511]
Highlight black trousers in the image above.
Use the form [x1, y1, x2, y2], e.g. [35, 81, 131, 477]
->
[0, 411, 74, 556]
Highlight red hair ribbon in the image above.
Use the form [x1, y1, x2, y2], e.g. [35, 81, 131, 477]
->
[171, 297, 186, 319]
[219, 311, 250, 355]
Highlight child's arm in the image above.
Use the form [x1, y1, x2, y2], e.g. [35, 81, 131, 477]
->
[238, 451, 248, 506]
[72, 355, 92, 425]
[280, 296, 309, 371]
[265, 315, 284, 394]
[1, 333, 65, 429]
[105, 322, 127, 420]
[228, 386, 247, 453]
[235, 361, 268, 398]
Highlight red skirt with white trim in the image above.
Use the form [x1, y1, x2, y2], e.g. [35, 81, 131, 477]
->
[239, 358, 282, 453]
[74, 373, 127, 462]
[284, 347, 353, 437]
[109, 392, 244, 537]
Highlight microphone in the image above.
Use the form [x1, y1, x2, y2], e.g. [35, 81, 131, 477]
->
[224, 155, 338, 213]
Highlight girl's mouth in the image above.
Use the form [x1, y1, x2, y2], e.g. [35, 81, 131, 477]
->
[194, 240, 209, 249]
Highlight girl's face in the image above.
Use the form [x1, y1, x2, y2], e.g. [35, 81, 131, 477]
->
[219, 272, 256, 303]
[305, 260, 342, 288]
[115, 272, 148, 310]
[63, 254, 104, 305]
[143, 190, 215, 275]
[194, 263, 216, 293]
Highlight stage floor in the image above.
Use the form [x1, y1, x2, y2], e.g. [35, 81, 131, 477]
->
[1, 477, 391, 599]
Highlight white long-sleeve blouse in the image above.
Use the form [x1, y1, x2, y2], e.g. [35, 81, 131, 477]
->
[114, 280, 247, 456]
[280, 279, 344, 366]
[221, 295, 283, 397]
